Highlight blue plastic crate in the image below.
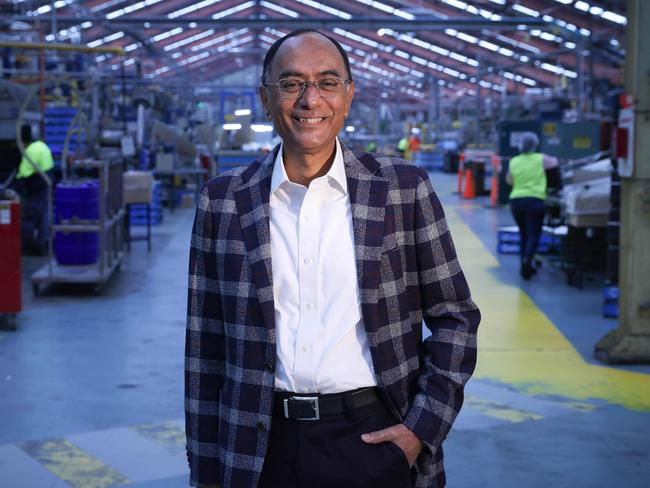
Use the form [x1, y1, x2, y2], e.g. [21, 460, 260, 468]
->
[130, 217, 163, 226]
[603, 299, 619, 318]
[602, 285, 619, 300]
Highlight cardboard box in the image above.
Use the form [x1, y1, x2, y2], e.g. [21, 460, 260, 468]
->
[568, 213, 608, 228]
[123, 171, 154, 204]
[181, 193, 196, 208]
[156, 153, 175, 172]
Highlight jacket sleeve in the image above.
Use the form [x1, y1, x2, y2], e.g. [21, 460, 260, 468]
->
[402, 167, 480, 451]
[186, 184, 225, 487]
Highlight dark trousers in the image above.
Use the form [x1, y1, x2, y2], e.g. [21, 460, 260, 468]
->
[510, 197, 545, 264]
[258, 398, 412, 488]
[21, 189, 49, 251]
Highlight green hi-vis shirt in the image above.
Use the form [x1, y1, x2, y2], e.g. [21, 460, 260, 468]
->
[17, 140, 54, 179]
[509, 152, 546, 200]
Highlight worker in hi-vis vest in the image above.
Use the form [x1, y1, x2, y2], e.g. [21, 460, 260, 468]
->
[506, 132, 558, 280]
[14, 124, 54, 255]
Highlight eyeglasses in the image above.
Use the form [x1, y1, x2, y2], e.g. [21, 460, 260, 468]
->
[263, 76, 351, 100]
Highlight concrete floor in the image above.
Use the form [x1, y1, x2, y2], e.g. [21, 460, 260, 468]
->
[1, 172, 649, 487]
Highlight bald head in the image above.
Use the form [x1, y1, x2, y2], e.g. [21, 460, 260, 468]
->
[261, 29, 352, 84]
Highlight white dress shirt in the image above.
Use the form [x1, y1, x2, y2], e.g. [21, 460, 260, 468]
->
[269, 138, 377, 394]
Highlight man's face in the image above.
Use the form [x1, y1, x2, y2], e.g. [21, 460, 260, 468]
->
[260, 33, 355, 159]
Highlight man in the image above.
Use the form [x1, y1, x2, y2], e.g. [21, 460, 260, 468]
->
[506, 132, 559, 279]
[13, 124, 54, 254]
[186, 30, 480, 488]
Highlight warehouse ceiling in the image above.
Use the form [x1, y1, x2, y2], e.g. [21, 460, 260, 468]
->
[4, 0, 627, 102]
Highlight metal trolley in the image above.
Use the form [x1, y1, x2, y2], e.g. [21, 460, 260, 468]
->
[31, 158, 126, 295]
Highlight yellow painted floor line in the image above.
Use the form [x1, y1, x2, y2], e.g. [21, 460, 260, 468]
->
[131, 421, 185, 447]
[446, 208, 650, 412]
[18, 438, 130, 488]
[464, 396, 543, 423]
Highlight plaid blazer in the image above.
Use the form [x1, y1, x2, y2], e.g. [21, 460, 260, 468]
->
[186, 143, 480, 488]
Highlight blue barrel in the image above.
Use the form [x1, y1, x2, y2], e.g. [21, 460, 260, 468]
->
[54, 180, 99, 265]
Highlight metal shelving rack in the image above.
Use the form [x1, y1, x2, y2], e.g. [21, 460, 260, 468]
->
[31, 158, 126, 295]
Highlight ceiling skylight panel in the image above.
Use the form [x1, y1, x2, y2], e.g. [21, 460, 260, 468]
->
[213, 1, 255, 19]
[574, 1, 589, 12]
[442, 0, 468, 9]
[295, 0, 351, 19]
[600, 10, 626, 25]
[152, 28, 183, 43]
[124, 43, 141, 52]
[388, 61, 410, 73]
[449, 52, 468, 63]
[87, 31, 124, 48]
[168, 0, 224, 18]
[478, 40, 499, 52]
[351, 0, 414, 20]
[91, 0, 124, 13]
[260, 1, 299, 18]
[190, 28, 249, 52]
[443, 67, 460, 77]
[178, 52, 210, 67]
[456, 32, 478, 44]
[29, 0, 75, 15]
[395, 50, 410, 59]
[512, 4, 539, 17]
[216, 35, 255, 52]
[164, 30, 216, 52]
[106, 0, 163, 20]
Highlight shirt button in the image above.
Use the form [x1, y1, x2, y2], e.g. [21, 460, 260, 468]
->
[257, 422, 267, 432]
[306, 303, 312, 310]
[303, 258, 310, 264]
[304, 215, 310, 222]
[302, 345, 308, 352]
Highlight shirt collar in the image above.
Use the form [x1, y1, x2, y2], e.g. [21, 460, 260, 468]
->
[270, 137, 347, 195]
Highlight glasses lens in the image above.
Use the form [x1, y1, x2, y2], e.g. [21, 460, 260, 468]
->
[278, 79, 303, 95]
[317, 78, 342, 96]
[277, 78, 345, 99]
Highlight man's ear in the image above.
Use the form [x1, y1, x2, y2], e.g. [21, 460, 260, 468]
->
[259, 85, 270, 117]
[345, 81, 355, 118]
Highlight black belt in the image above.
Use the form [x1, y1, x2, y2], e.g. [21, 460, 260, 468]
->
[273, 387, 381, 421]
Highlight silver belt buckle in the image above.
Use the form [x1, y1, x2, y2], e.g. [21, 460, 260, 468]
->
[283, 396, 320, 421]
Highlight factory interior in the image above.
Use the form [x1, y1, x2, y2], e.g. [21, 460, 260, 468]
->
[0, 0, 649, 487]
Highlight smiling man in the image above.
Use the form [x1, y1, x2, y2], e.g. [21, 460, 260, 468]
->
[186, 30, 480, 488]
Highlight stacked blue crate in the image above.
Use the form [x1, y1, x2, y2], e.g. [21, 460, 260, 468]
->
[497, 226, 559, 255]
[129, 181, 163, 226]
[44, 106, 86, 167]
[413, 152, 444, 171]
[602, 285, 619, 318]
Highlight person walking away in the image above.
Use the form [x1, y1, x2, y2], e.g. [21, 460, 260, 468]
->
[506, 132, 558, 279]
[13, 124, 54, 255]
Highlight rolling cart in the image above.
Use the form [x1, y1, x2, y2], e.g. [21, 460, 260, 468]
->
[31, 158, 126, 295]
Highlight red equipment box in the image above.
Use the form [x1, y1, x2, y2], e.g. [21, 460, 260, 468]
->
[0, 199, 21, 317]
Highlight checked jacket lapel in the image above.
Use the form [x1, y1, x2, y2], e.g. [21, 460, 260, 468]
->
[343, 145, 401, 414]
[233, 148, 278, 333]
[342, 145, 389, 339]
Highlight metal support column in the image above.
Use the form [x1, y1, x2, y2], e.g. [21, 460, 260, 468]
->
[596, 0, 650, 362]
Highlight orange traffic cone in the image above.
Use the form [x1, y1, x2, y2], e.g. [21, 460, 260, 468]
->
[489, 154, 499, 207]
[456, 152, 465, 193]
[462, 167, 476, 199]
